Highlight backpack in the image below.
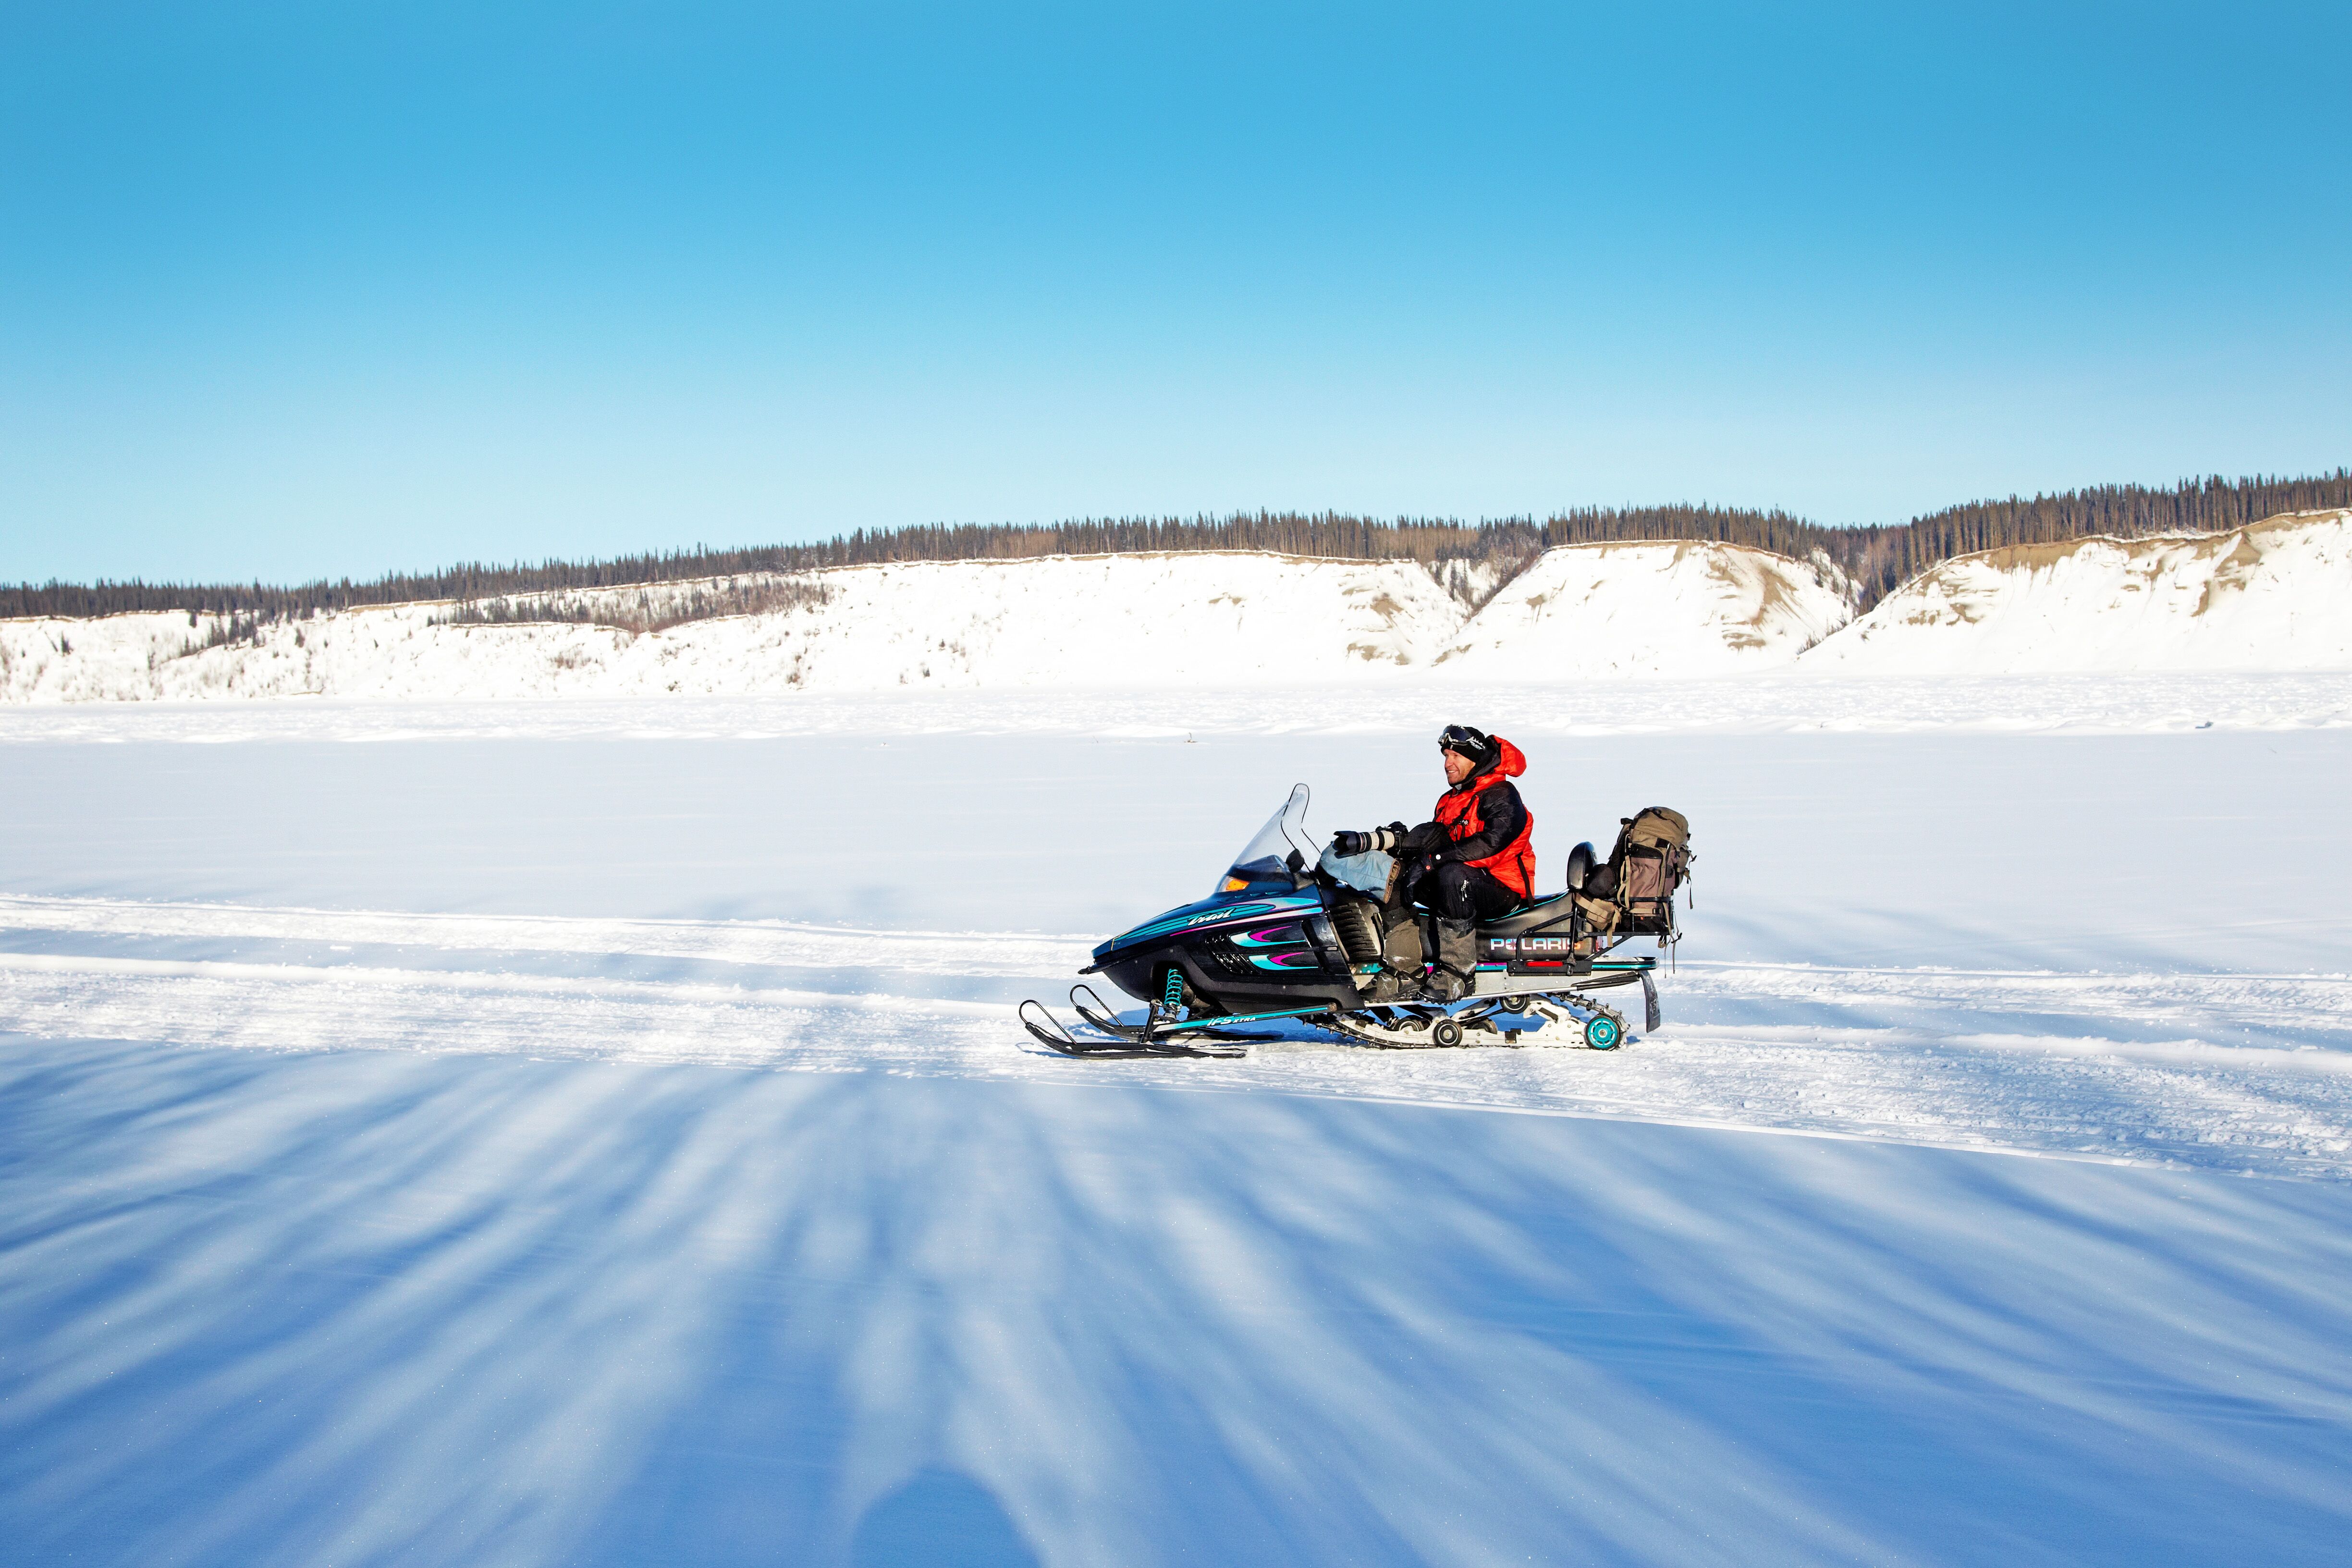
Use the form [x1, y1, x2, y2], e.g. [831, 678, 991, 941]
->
[1576, 807, 1693, 938]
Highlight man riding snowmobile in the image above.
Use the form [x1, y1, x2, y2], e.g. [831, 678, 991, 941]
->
[1330, 724, 1534, 1001]
[1021, 737, 1687, 1056]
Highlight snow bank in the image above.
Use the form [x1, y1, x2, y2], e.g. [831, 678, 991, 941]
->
[1434, 539, 1853, 675]
[1804, 509, 2352, 674]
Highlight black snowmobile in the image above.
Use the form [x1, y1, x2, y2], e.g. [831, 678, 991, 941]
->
[1019, 784, 1691, 1058]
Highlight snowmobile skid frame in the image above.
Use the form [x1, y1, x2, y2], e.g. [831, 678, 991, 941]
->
[1312, 965, 1658, 1052]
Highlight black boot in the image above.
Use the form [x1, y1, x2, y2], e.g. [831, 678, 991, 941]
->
[1430, 918, 1478, 1002]
[1379, 906, 1423, 967]
[1368, 909, 1427, 1002]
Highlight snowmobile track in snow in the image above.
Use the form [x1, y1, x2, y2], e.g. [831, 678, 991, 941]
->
[3, 894, 2350, 1179]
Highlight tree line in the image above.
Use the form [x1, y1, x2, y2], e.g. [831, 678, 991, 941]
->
[6, 469, 2347, 623]
[426, 576, 832, 636]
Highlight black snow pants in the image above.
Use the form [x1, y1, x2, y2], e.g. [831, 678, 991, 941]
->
[1399, 860, 1521, 923]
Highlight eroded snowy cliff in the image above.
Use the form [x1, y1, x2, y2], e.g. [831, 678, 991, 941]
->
[1805, 509, 2352, 674]
[0, 542, 1849, 700]
[1435, 539, 1853, 676]
[7, 511, 2346, 701]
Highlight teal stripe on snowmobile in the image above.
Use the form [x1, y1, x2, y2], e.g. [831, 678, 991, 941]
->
[1153, 1004, 1329, 1035]
[1111, 894, 1322, 946]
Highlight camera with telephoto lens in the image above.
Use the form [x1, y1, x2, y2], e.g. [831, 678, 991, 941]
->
[1331, 826, 1403, 858]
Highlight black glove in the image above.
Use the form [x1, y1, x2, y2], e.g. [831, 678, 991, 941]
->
[1393, 821, 1442, 856]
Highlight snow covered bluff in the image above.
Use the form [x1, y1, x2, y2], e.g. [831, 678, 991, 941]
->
[5, 509, 2348, 701]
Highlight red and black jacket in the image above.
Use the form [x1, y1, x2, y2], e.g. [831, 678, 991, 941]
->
[1425, 736, 1535, 899]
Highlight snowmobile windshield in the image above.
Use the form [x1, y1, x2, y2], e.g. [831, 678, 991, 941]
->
[1214, 784, 1315, 897]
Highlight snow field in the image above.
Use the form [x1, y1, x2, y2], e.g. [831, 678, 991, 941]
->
[2, 669, 2347, 748]
[9, 1038, 2352, 1566]
[4, 895, 2349, 1177]
[6, 704, 2352, 1564]
[6, 716, 2343, 970]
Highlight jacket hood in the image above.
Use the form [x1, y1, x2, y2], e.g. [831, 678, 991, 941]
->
[1456, 735, 1527, 789]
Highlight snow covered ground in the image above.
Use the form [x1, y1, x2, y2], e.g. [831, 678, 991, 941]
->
[1436, 539, 1853, 674]
[1, 668, 2345, 744]
[5, 510, 2344, 707]
[5, 680, 2352, 1564]
[1812, 509, 2352, 674]
[0, 540, 1857, 701]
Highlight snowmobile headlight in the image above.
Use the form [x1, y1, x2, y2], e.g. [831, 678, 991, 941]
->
[1218, 875, 1250, 894]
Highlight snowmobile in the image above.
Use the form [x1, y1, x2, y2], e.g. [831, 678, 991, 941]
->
[1019, 784, 1686, 1058]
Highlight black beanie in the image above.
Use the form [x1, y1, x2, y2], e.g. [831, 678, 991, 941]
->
[1438, 724, 1495, 765]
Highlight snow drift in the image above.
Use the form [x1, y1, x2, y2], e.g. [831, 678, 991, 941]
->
[1803, 509, 2352, 674]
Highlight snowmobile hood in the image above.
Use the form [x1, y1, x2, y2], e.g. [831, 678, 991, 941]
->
[1091, 890, 1324, 965]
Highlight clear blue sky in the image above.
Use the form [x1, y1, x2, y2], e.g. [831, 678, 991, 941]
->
[4, 1, 2346, 585]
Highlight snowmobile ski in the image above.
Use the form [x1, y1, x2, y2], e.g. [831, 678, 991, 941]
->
[1069, 984, 1160, 1041]
[1018, 999, 1250, 1059]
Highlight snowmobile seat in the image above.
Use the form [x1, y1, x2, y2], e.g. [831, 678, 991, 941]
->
[1471, 892, 1577, 938]
[1396, 883, 1564, 930]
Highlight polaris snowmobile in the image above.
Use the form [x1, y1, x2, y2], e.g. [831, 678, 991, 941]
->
[1019, 784, 1690, 1058]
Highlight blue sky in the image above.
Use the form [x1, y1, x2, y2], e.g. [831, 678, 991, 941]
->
[4, 1, 2346, 585]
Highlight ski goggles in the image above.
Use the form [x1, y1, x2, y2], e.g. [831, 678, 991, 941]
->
[1437, 724, 1485, 753]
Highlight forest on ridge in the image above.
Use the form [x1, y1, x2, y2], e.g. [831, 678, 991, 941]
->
[7, 469, 2348, 625]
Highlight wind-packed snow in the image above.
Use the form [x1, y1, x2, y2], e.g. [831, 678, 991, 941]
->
[14, 1033, 2350, 1568]
[1810, 508, 2352, 674]
[1437, 539, 1854, 674]
[2, 670, 2343, 749]
[6, 695, 2352, 1564]
[6, 895, 2348, 1176]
